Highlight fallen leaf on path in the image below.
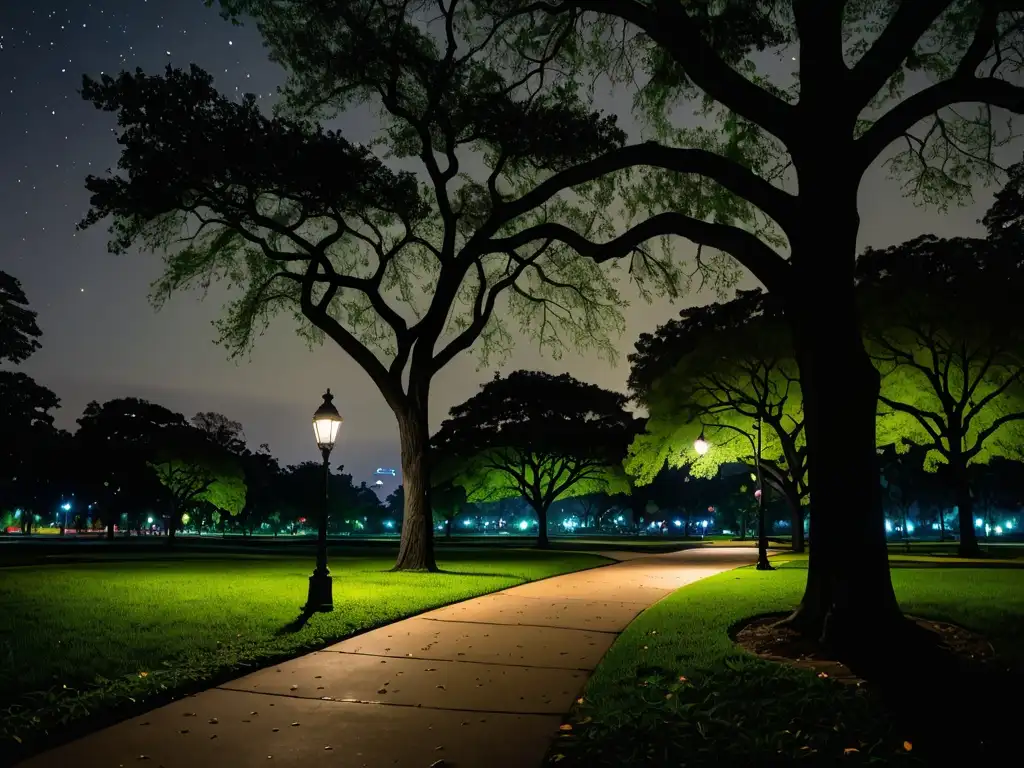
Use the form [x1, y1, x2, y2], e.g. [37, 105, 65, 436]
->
[904, 741, 913, 752]
[843, 748, 859, 755]
[559, 724, 573, 732]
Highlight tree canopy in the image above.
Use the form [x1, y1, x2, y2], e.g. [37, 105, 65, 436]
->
[0, 271, 42, 365]
[149, 425, 247, 538]
[192, 412, 248, 455]
[629, 291, 805, 484]
[433, 370, 635, 545]
[626, 288, 810, 548]
[75, 397, 190, 538]
[860, 229, 1024, 555]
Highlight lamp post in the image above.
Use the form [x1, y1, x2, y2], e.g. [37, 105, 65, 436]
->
[305, 389, 343, 613]
[753, 418, 773, 571]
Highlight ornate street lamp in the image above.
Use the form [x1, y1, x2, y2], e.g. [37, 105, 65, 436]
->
[305, 389, 343, 613]
[693, 430, 710, 456]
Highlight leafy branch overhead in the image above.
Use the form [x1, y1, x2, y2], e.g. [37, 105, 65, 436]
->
[80, 0, 673, 412]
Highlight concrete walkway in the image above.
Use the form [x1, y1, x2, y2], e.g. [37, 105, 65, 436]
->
[20, 547, 756, 768]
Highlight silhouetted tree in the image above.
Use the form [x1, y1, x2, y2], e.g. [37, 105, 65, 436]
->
[75, 398, 188, 539]
[0, 271, 42, 365]
[238, 443, 281, 535]
[192, 412, 247, 456]
[431, 480, 467, 538]
[149, 426, 247, 541]
[434, 371, 634, 547]
[863, 234, 1024, 557]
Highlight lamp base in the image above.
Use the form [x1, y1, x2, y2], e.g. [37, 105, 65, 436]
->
[303, 572, 334, 613]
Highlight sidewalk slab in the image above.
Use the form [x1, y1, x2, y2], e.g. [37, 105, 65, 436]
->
[423, 593, 647, 632]
[221, 649, 587, 714]
[19, 547, 755, 768]
[325, 616, 615, 669]
[18, 687, 559, 768]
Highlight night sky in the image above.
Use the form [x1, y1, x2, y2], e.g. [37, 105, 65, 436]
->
[0, 1, 1016, 483]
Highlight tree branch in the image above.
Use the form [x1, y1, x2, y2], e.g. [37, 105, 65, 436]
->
[847, 0, 953, 111]
[483, 211, 790, 292]
[552, 0, 796, 142]
[855, 77, 1024, 173]
[481, 141, 797, 243]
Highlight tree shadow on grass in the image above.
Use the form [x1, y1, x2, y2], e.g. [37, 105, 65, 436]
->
[434, 569, 523, 580]
[843, 620, 1023, 762]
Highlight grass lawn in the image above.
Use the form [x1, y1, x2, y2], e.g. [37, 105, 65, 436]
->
[554, 559, 1024, 767]
[0, 548, 606, 755]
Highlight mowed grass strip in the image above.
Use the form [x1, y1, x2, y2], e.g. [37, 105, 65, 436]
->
[554, 561, 1024, 767]
[0, 549, 606, 744]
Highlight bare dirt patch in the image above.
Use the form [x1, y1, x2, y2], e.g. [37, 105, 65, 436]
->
[734, 614, 996, 684]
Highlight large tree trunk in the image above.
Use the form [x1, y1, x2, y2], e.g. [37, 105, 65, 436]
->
[166, 506, 178, 543]
[106, 519, 115, 541]
[952, 462, 981, 557]
[789, 499, 806, 554]
[393, 398, 438, 571]
[534, 503, 550, 548]
[783, 182, 902, 652]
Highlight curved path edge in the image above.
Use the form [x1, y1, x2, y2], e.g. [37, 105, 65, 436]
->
[19, 548, 757, 768]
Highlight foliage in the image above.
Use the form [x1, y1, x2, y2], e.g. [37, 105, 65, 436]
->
[385, 485, 405, 519]
[863, 234, 1024, 471]
[237, 443, 281, 534]
[0, 371, 59, 434]
[0, 549, 607, 760]
[149, 426, 247, 529]
[430, 480, 468, 531]
[74, 398, 189, 534]
[434, 371, 635, 517]
[191, 412, 247, 455]
[626, 290, 806, 506]
[0, 271, 42, 365]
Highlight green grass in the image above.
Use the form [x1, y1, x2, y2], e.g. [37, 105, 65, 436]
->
[0, 549, 605, 752]
[554, 560, 1024, 767]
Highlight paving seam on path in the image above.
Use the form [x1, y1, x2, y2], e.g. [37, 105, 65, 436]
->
[241, 649, 595, 671]
[18, 547, 756, 768]
[418, 617, 623, 634]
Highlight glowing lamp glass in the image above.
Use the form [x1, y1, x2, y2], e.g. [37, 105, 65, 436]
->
[693, 438, 709, 456]
[312, 389, 343, 451]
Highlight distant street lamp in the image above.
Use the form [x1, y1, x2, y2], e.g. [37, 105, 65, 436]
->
[305, 389, 343, 613]
[693, 430, 710, 456]
[752, 418, 773, 571]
